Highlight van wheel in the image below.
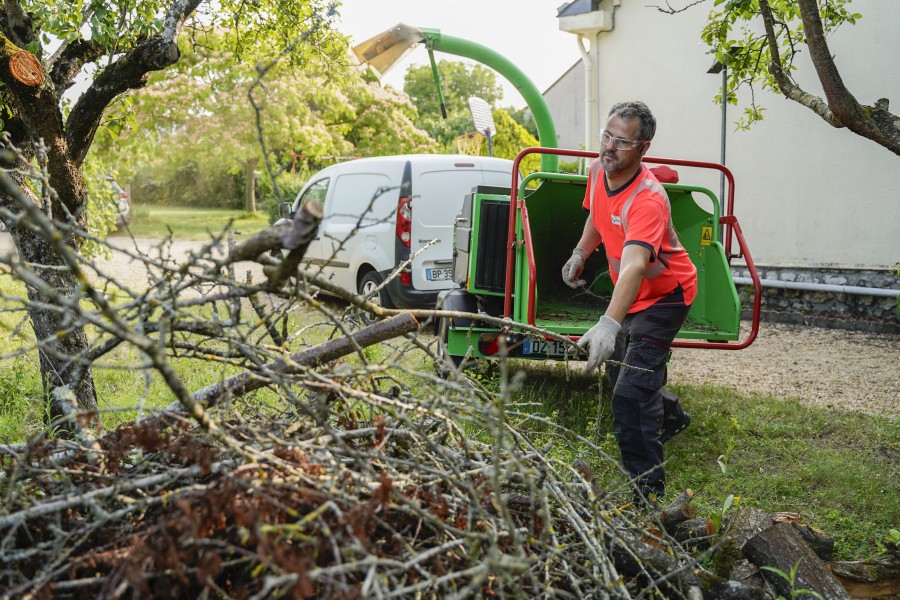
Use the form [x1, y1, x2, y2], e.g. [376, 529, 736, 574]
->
[358, 271, 394, 323]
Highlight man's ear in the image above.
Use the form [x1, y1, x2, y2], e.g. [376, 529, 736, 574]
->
[640, 143, 650, 156]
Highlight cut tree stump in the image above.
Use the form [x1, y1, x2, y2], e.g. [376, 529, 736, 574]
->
[743, 522, 852, 600]
[9, 51, 43, 86]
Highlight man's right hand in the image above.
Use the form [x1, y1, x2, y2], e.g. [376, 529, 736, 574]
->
[562, 248, 588, 289]
[577, 315, 621, 373]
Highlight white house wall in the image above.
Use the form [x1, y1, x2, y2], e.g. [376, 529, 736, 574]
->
[543, 62, 585, 151]
[549, 0, 899, 270]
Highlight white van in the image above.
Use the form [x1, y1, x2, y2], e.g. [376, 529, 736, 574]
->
[279, 154, 516, 310]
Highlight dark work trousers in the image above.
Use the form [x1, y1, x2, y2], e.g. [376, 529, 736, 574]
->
[605, 302, 691, 504]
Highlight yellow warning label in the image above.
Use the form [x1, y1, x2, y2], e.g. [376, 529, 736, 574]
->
[700, 226, 713, 247]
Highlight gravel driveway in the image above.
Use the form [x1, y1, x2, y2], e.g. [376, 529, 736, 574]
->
[669, 322, 899, 419]
[100, 236, 267, 290]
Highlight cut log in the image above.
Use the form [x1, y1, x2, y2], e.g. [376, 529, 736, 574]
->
[830, 559, 900, 600]
[697, 571, 775, 600]
[653, 488, 698, 531]
[791, 523, 835, 562]
[712, 508, 774, 578]
[609, 526, 698, 596]
[672, 517, 717, 550]
[607, 527, 774, 599]
[729, 558, 769, 591]
[158, 312, 419, 412]
[743, 522, 851, 600]
[830, 559, 900, 583]
[772, 512, 836, 561]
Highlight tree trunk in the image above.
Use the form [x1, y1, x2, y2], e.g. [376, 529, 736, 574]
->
[1, 167, 99, 429]
[243, 158, 258, 213]
[11, 224, 98, 426]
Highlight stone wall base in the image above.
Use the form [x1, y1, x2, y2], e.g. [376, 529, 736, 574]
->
[733, 267, 900, 334]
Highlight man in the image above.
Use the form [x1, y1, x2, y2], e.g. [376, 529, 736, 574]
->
[561, 101, 696, 506]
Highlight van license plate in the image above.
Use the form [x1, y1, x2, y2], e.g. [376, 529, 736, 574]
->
[426, 268, 453, 281]
[522, 338, 570, 359]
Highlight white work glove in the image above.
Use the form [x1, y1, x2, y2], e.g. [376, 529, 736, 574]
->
[577, 315, 621, 374]
[562, 247, 589, 289]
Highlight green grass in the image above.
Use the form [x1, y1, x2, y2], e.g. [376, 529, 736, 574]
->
[118, 205, 271, 240]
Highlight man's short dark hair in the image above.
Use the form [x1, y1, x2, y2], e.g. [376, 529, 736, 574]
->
[608, 101, 656, 142]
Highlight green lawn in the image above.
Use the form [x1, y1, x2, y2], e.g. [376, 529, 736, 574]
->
[117, 205, 272, 240]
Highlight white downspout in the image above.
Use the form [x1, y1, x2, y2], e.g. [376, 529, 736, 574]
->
[576, 34, 593, 165]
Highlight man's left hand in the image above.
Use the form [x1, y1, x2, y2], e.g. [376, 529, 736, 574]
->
[577, 315, 621, 373]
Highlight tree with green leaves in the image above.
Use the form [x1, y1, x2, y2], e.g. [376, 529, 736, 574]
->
[403, 59, 503, 148]
[0, 0, 342, 425]
[100, 37, 436, 214]
[481, 108, 541, 177]
[699, 0, 899, 155]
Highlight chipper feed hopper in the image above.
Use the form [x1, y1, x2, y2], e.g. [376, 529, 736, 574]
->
[438, 147, 761, 366]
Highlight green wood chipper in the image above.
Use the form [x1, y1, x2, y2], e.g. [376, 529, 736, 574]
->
[437, 147, 762, 367]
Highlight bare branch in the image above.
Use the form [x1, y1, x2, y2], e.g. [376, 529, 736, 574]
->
[755, 0, 900, 154]
[66, 0, 204, 164]
[758, 0, 842, 127]
[646, 0, 705, 15]
[48, 39, 105, 94]
[795, 0, 900, 154]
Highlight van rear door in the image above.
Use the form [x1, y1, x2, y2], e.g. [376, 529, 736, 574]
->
[410, 158, 511, 292]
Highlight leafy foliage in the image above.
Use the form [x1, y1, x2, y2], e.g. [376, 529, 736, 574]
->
[0, 0, 347, 417]
[400, 59, 539, 175]
[404, 60, 503, 147]
[701, 0, 862, 130]
[481, 108, 541, 177]
[95, 34, 437, 210]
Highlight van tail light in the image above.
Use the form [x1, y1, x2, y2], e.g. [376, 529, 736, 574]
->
[400, 270, 412, 286]
[396, 196, 412, 248]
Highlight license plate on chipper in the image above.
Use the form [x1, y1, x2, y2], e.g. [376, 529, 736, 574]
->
[522, 337, 570, 358]
[426, 267, 452, 281]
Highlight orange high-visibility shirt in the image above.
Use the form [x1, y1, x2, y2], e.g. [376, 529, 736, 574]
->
[582, 161, 698, 312]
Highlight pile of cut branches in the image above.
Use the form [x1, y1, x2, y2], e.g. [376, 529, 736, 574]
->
[2, 387, 703, 598]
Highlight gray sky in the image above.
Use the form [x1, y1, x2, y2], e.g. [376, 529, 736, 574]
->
[336, 0, 582, 107]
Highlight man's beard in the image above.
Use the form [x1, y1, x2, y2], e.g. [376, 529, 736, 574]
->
[601, 151, 621, 172]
